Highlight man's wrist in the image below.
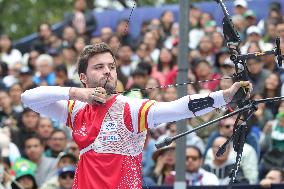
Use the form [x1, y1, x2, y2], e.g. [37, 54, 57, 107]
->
[223, 89, 232, 104]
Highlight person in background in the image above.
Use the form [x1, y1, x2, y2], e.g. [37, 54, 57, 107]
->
[24, 135, 56, 187]
[11, 158, 38, 189]
[41, 153, 77, 189]
[45, 129, 68, 158]
[259, 168, 284, 188]
[164, 145, 219, 186]
[64, 0, 97, 37]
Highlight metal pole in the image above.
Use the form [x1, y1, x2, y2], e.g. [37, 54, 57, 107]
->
[174, 0, 189, 189]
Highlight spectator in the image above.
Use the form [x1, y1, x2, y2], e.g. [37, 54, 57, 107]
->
[143, 32, 160, 64]
[24, 135, 56, 186]
[204, 136, 249, 185]
[262, 73, 282, 115]
[145, 77, 162, 101]
[233, 0, 248, 16]
[165, 145, 219, 186]
[142, 132, 156, 177]
[61, 26, 77, 47]
[33, 54, 56, 86]
[8, 83, 23, 113]
[0, 34, 22, 67]
[65, 141, 79, 160]
[241, 26, 273, 54]
[100, 27, 113, 43]
[13, 108, 39, 153]
[64, 0, 97, 36]
[57, 166, 75, 189]
[193, 59, 221, 91]
[11, 158, 38, 189]
[246, 57, 270, 95]
[260, 168, 284, 188]
[1, 157, 12, 189]
[18, 67, 37, 91]
[115, 19, 134, 48]
[205, 114, 260, 157]
[151, 47, 177, 86]
[41, 153, 77, 189]
[35, 117, 54, 147]
[150, 143, 175, 185]
[32, 23, 53, 54]
[0, 130, 21, 164]
[160, 11, 174, 37]
[45, 129, 68, 158]
[55, 64, 80, 87]
[0, 90, 20, 128]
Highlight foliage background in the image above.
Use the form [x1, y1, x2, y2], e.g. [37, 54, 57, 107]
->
[0, 0, 206, 40]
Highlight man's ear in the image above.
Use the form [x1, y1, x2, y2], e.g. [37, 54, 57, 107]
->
[79, 73, 87, 86]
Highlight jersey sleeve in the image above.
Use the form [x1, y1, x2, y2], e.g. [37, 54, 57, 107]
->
[126, 90, 226, 133]
[21, 86, 70, 124]
[66, 100, 86, 129]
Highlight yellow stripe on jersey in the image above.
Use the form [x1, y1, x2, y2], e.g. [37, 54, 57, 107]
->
[139, 100, 155, 132]
[66, 100, 75, 128]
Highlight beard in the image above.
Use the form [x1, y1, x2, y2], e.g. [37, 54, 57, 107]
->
[87, 77, 117, 94]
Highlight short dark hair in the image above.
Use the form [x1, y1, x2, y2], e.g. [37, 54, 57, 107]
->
[24, 134, 44, 147]
[50, 129, 67, 139]
[77, 43, 115, 76]
[186, 145, 202, 158]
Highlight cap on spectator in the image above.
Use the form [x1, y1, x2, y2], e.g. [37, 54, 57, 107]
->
[243, 10, 256, 18]
[58, 166, 76, 176]
[19, 66, 32, 75]
[269, 2, 281, 11]
[234, 0, 248, 8]
[246, 25, 261, 36]
[12, 158, 36, 180]
[59, 152, 77, 164]
[152, 141, 175, 162]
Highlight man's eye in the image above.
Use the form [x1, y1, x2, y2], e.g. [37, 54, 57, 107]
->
[94, 66, 103, 70]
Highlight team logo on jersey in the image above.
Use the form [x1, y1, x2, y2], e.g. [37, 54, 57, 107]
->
[102, 134, 120, 142]
[102, 121, 118, 132]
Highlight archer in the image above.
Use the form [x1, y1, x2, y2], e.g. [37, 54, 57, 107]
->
[21, 42, 251, 189]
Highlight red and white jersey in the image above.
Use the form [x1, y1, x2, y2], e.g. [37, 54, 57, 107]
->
[68, 95, 155, 188]
[21, 86, 226, 189]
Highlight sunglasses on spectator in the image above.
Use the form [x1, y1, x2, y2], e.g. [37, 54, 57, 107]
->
[186, 155, 199, 161]
[60, 172, 75, 179]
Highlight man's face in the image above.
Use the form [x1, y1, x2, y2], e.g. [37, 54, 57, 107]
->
[49, 132, 67, 152]
[185, 147, 202, 173]
[80, 52, 117, 94]
[59, 172, 74, 188]
[25, 138, 44, 162]
[22, 111, 39, 130]
[219, 117, 235, 137]
[265, 170, 282, 184]
[37, 118, 54, 139]
[18, 176, 34, 189]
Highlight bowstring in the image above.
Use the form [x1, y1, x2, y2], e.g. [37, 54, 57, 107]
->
[115, 75, 237, 95]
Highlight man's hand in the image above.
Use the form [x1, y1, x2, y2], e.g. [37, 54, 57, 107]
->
[223, 81, 252, 103]
[69, 87, 107, 105]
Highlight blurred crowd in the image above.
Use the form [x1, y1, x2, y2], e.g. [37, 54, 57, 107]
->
[1, 0, 284, 188]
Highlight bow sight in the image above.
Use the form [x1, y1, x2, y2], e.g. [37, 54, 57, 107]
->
[156, 0, 284, 186]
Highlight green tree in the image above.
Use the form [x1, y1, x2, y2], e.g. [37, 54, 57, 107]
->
[0, 0, 73, 40]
